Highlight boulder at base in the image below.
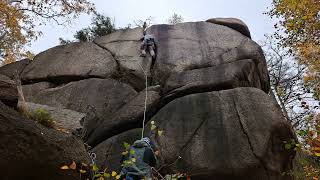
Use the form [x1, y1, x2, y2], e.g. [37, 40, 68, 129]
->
[147, 87, 295, 180]
[0, 101, 90, 180]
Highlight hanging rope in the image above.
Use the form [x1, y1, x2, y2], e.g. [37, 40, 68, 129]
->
[138, 62, 148, 139]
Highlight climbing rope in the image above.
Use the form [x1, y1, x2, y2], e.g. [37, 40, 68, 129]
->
[138, 62, 148, 139]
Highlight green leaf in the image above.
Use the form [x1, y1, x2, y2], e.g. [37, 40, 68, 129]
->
[80, 169, 87, 174]
[94, 173, 101, 177]
[92, 164, 99, 172]
[123, 142, 130, 149]
[103, 173, 110, 177]
[285, 143, 292, 150]
[129, 149, 135, 155]
[122, 151, 128, 156]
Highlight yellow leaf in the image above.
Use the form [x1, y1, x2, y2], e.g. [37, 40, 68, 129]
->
[122, 151, 128, 156]
[92, 164, 99, 172]
[158, 130, 163, 136]
[151, 124, 157, 130]
[111, 171, 117, 176]
[151, 121, 155, 125]
[131, 158, 136, 163]
[116, 175, 121, 179]
[80, 169, 86, 173]
[60, 165, 69, 170]
[314, 152, 320, 157]
[69, 161, 76, 170]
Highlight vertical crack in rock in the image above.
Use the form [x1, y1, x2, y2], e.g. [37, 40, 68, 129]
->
[231, 95, 271, 179]
[93, 41, 121, 72]
[179, 117, 207, 156]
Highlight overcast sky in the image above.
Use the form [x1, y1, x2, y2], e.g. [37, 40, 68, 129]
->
[28, 0, 276, 54]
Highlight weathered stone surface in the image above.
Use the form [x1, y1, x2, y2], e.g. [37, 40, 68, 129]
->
[92, 129, 141, 171]
[94, 28, 152, 90]
[147, 22, 269, 92]
[164, 59, 263, 98]
[0, 74, 18, 108]
[94, 27, 143, 43]
[87, 86, 161, 147]
[206, 18, 251, 38]
[22, 82, 54, 101]
[21, 42, 117, 83]
[29, 78, 137, 122]
[147, 87, 294, 180]
[24, 102, 86, 132]
[0, 59, 31, 79]
[0, 101, 90, 180]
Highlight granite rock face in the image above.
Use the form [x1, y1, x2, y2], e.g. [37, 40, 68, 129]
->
[0, 18, 295, 180]
[21, 42, 117, 84]
[0, 101, 90, 180]
[206, 17, 252, 38]
[0, 74, 18, 108]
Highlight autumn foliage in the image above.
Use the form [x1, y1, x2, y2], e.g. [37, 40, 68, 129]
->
[0, 0, 95, 64]
[267, 0, 320, 99]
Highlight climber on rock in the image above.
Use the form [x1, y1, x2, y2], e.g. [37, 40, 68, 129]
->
[140, 31, 157, 59]
[120, 137, 158, 180]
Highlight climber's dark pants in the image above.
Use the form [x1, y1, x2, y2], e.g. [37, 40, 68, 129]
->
[140, 43, 155, 58]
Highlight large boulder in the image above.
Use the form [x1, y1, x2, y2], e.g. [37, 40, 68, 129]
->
[21, 42, 117, 84]
[147, 22, 269, 92]
[94, 27, 153, 91]
[0, 101, 90, 180]
[0, 58, 31, 79]
[29, 78, 137, 124]
[0, 74, 18, 108]
[163, 59, 263, 98]
[24, 102, 86, 132]
[147, 87, 295, 180]
[206, 18, 251, 38]
[87, 86, 161, 147]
